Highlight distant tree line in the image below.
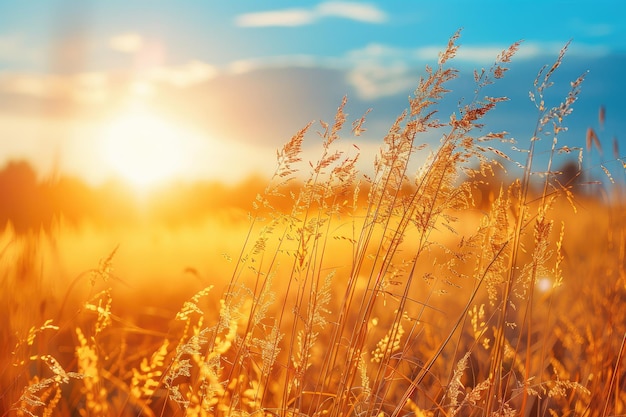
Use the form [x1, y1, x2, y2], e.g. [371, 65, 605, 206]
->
[0, 160, 265, 233]
[0, 159, 587, 234]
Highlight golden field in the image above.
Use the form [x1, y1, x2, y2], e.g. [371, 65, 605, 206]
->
[1, 34, 625, 417]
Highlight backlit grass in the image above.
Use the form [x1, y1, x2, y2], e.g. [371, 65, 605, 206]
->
[1, 32, 625, 417]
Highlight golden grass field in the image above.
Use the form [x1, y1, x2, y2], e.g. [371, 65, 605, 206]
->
[1, 33, 625, 417]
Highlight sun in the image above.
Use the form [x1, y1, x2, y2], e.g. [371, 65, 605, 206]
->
[98, 106, 193, 190]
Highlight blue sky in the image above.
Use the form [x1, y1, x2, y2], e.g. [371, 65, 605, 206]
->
[0, 1, 624, 186]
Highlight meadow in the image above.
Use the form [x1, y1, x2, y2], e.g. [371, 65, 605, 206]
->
[1, 32, 625, 417]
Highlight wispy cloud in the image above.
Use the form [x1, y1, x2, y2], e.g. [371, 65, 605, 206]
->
[229, 54, 329, 74]
[0, 33, 42, 65]
[0, 58, 219, 114]
[0, 71, 111, 105]
[316, 2, 387, 23]
[235, 9, 315, 28]
[109, 32, 144, 53]
[148, 60, 219, 87]
[522, 41, 610, 58]
[344, 43, 414, 99]
[215, 41, 538, 99]
[223, 41, 534, 99]
[343, 40, 612, 99]
[0, 34, 22, 60]
[569, 19, 615, 38]
[0, 33, 613, 119]
[347, 64, 414, 100]
[235, 1, 387, 27]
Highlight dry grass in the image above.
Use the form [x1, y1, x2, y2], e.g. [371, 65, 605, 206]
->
[2, 31, 626, 417]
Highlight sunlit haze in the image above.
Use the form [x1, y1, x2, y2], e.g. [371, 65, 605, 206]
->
[97, 105, 191, 189]
[0, 1, 624, 188]
[2, 4, 626, 415]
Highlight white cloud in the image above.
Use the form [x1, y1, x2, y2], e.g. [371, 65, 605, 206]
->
[569, 19, 614, 38]
[0, 73, 67, 98]
[343, 40, 614, 99]
[412, 44, 529, 64]
[124, 60, 219, 97]
[345, 43, 416, 99]
[347, 64, 415, 100]
[235, 9, 315, 27]
[0, 59, 219, 104]
[344, 42, 538, 99]
[316, 2, 387, 23]
[0, 34, 21, 59]
[223, 39, 608, 89]
[582, 23, 614, 37]
[73, 72, 110, 103]
[229, 55, 323, 74]
[444, 41, 609, 63]
[409, 41, 603, 65]
[451, 46, 512, 64]
[220, 41, 534, 99]
[0, 71, 112, 104]
[348, 43, 406, 61]
[149, 60, 219, 87]
[521, 41, 610, 58]
[0, 33, 41, 65]
[109, 32, 144, 53]
[235, 2, 387, 27]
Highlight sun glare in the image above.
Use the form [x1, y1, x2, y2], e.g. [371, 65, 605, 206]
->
[98, 106, 192, 190]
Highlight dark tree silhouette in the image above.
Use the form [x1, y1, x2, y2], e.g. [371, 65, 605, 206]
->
[0, 160, 46, 233]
